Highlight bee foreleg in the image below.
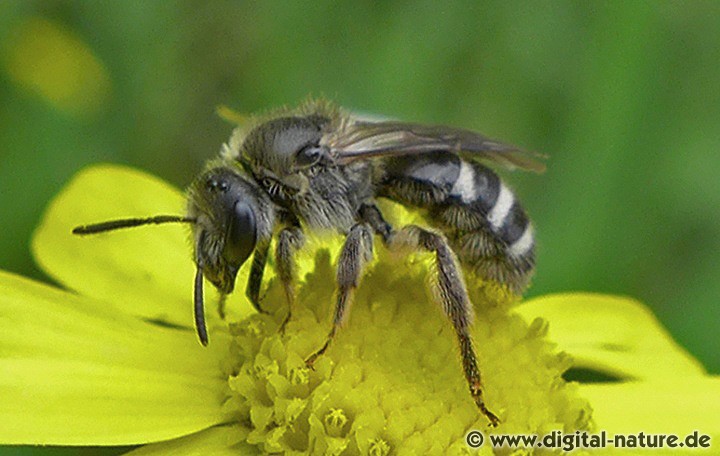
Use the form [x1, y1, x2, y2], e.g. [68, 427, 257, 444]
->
[275, 226, 305, 331]
[390, 225, 500, 427]
[305, 223, 374, 368]
[245, 241, 270, 314]
[217, 293, 228, 320]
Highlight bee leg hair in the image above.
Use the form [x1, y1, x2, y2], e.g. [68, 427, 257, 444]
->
[390, 224, 500, 427]
[305, 223, 374, 368]
[275, 226, 305, 332]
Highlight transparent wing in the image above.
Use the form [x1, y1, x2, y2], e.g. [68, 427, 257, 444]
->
[322, 120, 546, 172]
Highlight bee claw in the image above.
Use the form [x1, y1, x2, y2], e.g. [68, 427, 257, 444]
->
[471, 381, 500, 427]
[304, 356, 317, 371]
[304, 335, 332, 370]
[481, 406, 500, 428]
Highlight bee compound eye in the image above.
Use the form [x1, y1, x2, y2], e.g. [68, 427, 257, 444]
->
[295, 145, 323, 167]
[223, 201, 257, 266]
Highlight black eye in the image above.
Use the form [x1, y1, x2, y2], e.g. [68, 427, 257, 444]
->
[295, 144, 323, 167]
[223, 201, 257, 267]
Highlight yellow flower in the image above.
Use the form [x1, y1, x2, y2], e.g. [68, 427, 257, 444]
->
[1, 165, 717, 455]
[1, 17, 111, 117]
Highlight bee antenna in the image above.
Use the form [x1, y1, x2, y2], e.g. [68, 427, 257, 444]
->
[194, 264, 209, 346]
[72, 215, 196, 235]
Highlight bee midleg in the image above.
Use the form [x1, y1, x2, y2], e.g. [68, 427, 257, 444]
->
[245, 240, 271, 314]
[358, 203, 392, 241]
[305, 223, 374, 367]
[389, 224, 500, 426]
[275, 226, 305, 331]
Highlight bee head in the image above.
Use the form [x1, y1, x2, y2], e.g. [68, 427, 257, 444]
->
[185, 166, 261, 346]
[73, 166, 261, 347]
[188, 166, 258, 295]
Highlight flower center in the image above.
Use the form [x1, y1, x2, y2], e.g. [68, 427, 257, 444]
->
[222, 249, 592, 453]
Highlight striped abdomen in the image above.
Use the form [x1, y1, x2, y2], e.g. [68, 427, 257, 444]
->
[378, 151, 535, 292]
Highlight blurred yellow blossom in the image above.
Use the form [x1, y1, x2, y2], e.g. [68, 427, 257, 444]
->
[1, 17, 110, 117]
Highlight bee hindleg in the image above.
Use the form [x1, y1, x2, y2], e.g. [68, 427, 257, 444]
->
[275, 226, 305, 331]
[390, 225, 500, 427]
[305, 223, 374, 367]
[245, 241, 270, 314]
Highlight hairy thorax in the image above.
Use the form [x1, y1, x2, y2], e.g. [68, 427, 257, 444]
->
[257, 163, 373, 234]
[293, 168, 356, 231]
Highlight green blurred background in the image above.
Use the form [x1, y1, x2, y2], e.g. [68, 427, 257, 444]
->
[1, 1, 718, 454]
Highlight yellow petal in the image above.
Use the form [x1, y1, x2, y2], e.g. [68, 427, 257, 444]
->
[33, 164, 211, 326]
[0, 270, 230, 445]
[515, 293, 706, 380]
[0, 359, 228, 446]
[124, 425, 255, 455]
[580, 378, 720, 454]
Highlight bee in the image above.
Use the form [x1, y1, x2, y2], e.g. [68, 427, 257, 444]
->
[73, 100, 544, 426]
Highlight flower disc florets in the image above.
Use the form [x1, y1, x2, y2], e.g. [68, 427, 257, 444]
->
[223, 249, 591, 454]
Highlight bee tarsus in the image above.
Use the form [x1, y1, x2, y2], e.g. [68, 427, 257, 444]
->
[274, 225, 305, 332]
